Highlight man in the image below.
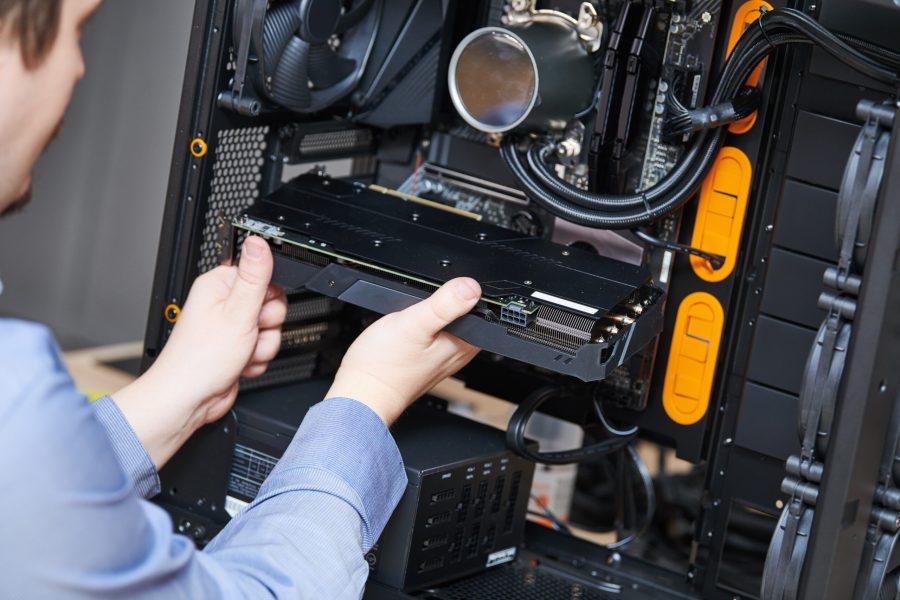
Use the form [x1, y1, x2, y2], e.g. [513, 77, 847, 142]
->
[0, 0, 482, 597]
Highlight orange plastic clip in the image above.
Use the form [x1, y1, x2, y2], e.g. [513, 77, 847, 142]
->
[662, 292, 725, 426]
[690, 146, 752, 282]
[726, 0, 774, 133]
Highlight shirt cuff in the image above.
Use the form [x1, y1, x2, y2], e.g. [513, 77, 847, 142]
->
[261, 397, 407, 549]
[92, 395, 161, 499]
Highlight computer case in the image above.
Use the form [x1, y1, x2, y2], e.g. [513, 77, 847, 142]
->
[143, 0, 900, 598]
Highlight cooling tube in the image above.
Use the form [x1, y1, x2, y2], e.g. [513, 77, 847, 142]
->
[499, 8, 899, 229]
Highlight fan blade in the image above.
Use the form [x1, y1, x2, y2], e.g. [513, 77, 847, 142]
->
[335, 0, 374, 33]
[261, 2, 302, 71]
[270, 36, 311, 112]
[307, 44, 357, 89]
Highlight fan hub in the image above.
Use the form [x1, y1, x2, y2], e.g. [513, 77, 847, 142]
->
[299, 0, 342, 45]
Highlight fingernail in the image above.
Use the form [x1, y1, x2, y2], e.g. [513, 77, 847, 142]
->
[243, 237, 263, 260]
[454, 278, 480, 301]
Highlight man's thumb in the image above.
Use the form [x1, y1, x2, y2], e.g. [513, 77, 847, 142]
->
[402, 278, 481, 336]
[226, 236, 273, 321]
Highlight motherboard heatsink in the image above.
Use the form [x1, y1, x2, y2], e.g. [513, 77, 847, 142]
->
[226, 174, 664, 382]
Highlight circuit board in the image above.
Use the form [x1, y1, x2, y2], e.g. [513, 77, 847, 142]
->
[396, 162, 540, 234]
[639, 0, 723, 190]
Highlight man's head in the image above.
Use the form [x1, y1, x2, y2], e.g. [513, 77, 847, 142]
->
[0, 0, 101, 217]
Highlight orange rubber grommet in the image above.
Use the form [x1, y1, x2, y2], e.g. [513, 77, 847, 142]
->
[164, 304, 181, 324]
[190, 138, 207, 158]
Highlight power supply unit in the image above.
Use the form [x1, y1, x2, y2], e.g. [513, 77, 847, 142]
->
[223, 379, 535, 592]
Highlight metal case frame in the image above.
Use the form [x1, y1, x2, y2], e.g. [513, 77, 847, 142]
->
[143, 1, 900, 598]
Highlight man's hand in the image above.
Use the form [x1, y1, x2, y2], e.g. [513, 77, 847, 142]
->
[113, 236, 286, 468]
[326, 278, 482, 425]
[152, 235, 287, 420]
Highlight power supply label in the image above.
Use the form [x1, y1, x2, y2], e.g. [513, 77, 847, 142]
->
[485, 546, 517, 568]
[228, 444, 278, 502]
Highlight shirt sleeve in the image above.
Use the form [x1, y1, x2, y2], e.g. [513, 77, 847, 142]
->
[202, 397, 408, 598]
[0, 320, 407, 599]
[92, 395, 161, 499]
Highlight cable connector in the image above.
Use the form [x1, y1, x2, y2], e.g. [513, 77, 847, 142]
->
[664, 88, 760, 138]
[631, 228, 726, 270]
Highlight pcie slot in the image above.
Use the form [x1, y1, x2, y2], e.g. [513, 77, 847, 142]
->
[419, 163, 529, 206]
[280, 322, 331, 350]
[285, 295, 340, 324]
[239, 352, 317, 391]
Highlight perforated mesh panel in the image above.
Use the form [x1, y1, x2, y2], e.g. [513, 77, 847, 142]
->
[197, 126, 270, 273]
[433, 562, 614, 600]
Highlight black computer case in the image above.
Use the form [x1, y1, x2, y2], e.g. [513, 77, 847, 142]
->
[142, 1, 900, 598]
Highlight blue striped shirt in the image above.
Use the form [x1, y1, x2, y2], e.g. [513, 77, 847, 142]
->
[0, 318, 407, 598]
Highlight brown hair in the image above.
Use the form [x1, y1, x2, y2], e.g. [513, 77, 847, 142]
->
[0, 0, 62, 68]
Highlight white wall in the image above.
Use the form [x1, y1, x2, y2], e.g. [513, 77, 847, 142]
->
[0, 0, 195, 348]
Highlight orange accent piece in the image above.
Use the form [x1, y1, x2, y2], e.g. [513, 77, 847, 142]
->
[164, 304, 181, 324]
[690, 146, 751, 282]
[190, 137, 208, 158]
[729, 111, 758, 135]
[663, 292, 725, 426]
[725, 0, 773, 133]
